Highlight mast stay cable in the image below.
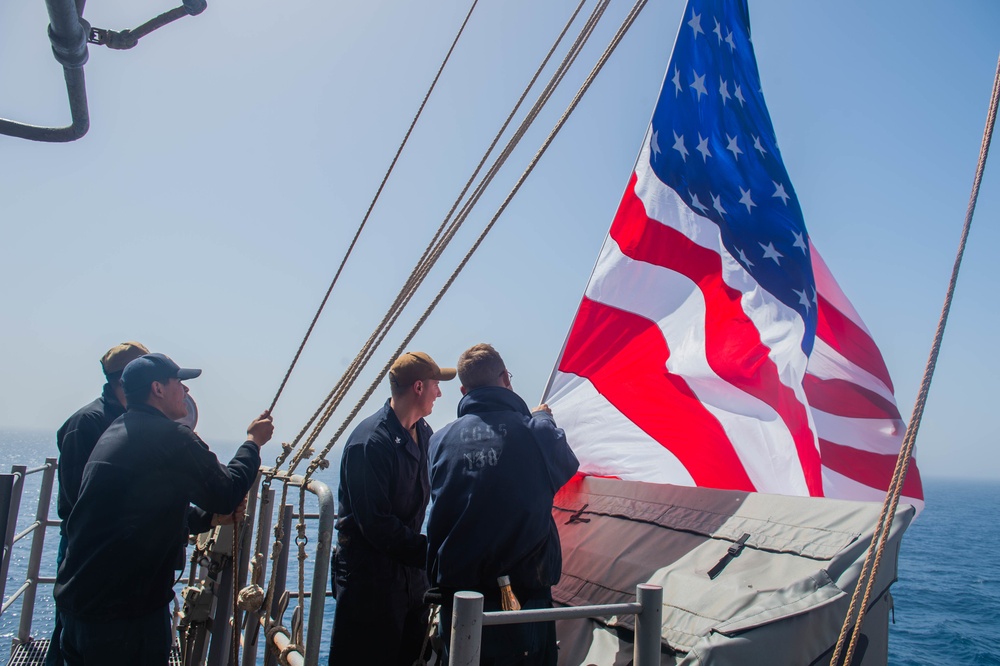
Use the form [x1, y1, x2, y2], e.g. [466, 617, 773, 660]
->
[265, 0, 482, 418]
[829, 51, 1000, 666]
[301, 0, 652, 483]
[275, 0, 603, 476]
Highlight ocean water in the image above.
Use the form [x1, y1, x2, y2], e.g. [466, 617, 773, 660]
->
[1, 428, 997, 664]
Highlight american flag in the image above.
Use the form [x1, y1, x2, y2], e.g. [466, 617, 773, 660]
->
[544, 0, 923, 509]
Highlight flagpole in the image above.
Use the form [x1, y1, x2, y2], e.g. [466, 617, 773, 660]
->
[539, 2, 690, 406]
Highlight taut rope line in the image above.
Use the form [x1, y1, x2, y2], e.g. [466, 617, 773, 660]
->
[302, 0, 652, 484]
[280, 0, 607, 476]
[830, 50, 1000, 666]
[265, 0, 481, 416]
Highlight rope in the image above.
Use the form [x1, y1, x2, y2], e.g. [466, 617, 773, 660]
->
[284, 0, 613, 481]
[230, 513, 240, 666]
[275, 0, 595, 477]
[830, 51, 1000, 666]
[294, 486, 309, 645]
[301, 0, 650, 484]
[264, 0, 481, 417]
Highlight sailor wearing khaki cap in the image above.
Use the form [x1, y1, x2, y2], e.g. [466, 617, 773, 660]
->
[329, 351, 455, 666]
[46, 341, 149, 666]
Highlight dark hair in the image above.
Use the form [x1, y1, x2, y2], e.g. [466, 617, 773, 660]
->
[124, 373, 171, 406]
[124, 384, 153, 406]
[457, 343, 506, 390]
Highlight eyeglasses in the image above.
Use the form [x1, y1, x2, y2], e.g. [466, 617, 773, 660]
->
[501, 370, 513, 381]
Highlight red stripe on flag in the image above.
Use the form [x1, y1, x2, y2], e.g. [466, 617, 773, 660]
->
[608, 178, 823, 495]
[803, 375, 902, 420]
[816, 293, 894, 393]
[559, 296, 757, 492]
[820, 439, 924, 500]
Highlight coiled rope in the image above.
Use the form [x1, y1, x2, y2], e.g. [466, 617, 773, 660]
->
[829, 51, 1000, 666]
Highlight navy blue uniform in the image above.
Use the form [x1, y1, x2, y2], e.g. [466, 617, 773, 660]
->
[329, 399, 432, 665]
[55, 383, 125, 522]
[47, 384, 126, 666]
[427, 387, 579, 665]
[54, 403, 260, 665]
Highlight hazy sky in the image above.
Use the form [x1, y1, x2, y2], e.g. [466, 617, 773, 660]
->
[1, 0, 998, 483]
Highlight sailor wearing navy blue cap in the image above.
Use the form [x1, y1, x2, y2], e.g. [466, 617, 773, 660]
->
[54, 353, 274, 666]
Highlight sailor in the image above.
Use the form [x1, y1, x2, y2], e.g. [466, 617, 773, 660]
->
[53, 353, 273, 666]
[329, 351, 455, 666]
[45, 341, 149, 666]
[426, 343, 578, 665]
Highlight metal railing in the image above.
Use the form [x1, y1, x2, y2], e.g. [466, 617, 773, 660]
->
[0, 458, 60, 649]
[449, 583, 664, 665]
[243, 473, 334, 666]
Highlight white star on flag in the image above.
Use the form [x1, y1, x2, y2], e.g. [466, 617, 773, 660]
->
[672, 131, 688, 161]
[689, 191, 708, 214]
[734, 83, 746, 106]
[792, 230, 808, 253]
[753, 135, 767, 156]
[773, 180, 790, 204]
[759, 241, 783, 264]
[696, 133, 712, 161]
[688, 11, 704, 38]
[690, 70, 708, 99]
[719, 77, 731, 105]
[726, 134, 743, 161]
[712, 192, 727, 217]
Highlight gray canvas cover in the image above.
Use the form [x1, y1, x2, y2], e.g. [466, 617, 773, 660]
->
[552, 477, 913, 665]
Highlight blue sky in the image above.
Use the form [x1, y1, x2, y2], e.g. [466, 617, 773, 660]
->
[1, 0, 998, 482]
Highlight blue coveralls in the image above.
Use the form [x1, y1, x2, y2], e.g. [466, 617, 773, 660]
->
[329, 399, 432, 665]
[426, 386, 579, 665]
[54, 404, 259, 666]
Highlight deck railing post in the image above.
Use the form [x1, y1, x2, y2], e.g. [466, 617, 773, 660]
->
[634, 583, 663, 666]
[241, 485, 274, 666]
[17, 458, 57, 644]
[303, 478, 334, 666]
[263, 502, 293, 666]
[449, 591, 484, 665]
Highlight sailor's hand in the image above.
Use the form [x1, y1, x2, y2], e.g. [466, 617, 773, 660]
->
[212, 496, 248, 526]
[532, 403, 552, 415]
[247, 411, 274, 447]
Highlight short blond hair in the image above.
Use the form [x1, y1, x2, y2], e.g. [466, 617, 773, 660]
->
[457, 343, 506, 390]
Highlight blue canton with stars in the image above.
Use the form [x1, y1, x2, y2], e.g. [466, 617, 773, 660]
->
[649, 0, 817, 353]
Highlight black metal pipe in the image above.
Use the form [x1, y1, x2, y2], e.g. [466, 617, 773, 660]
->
[0, 0, 90, 142]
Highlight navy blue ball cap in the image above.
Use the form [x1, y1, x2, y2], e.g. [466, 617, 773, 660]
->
[122, 353, 202, 395]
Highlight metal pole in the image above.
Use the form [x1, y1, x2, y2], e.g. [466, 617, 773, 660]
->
[303, 478, 334, 666]
[205, 525, 235, 666]
[17, 458, 57, 644]
[263, 503, 293, 666]
[449, 591, 484, 666]
[634, 584, 663, 666]
[241, 485, 274, 666]
[270, 626, 305, 666]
